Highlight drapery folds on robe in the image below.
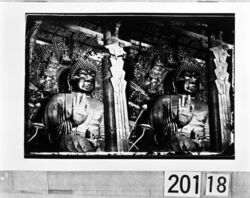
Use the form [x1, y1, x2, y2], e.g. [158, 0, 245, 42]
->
[44, 92, 104, 152]
[149, 95, 208, 152]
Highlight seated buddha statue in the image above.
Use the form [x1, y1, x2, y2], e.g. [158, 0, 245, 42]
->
[149, 60, 209, 152]
[44, 59, 104, 152]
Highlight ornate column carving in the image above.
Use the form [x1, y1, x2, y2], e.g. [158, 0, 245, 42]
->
[102, 27, 117, 152]
[105, 43, 130, 152]
[210, 46, 232, 149]
[102, 56, 117, 152]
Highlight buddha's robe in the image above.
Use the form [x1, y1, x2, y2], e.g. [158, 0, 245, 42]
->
[44, 92, 104, 152]
[149, 95, 208, 151]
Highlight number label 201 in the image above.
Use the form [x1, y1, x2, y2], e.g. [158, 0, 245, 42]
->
[164, 172, 201, 197]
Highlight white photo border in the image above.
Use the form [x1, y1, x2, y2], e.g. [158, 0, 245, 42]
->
[0, 2, 249, 171]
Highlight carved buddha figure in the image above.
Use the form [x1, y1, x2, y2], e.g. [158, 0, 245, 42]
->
[149, 60, 209, 152]
[147, 57, 164, 97]
[44, 59, 104, 152]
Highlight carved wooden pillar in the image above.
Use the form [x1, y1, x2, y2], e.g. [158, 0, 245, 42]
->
[102, 30, 117, 152]
[102, 24, 130, 152]
[105, 43, 130, 151]
[210, 45, 232, 150]
[207, 36, 222, 152]
[102, 57, 117, 152]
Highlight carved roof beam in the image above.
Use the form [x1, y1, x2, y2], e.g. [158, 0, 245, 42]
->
[169, 26, 234, 50]
[63, 24, 132, 47]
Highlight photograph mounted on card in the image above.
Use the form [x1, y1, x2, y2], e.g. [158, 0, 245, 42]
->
[24, 13, 235, 159]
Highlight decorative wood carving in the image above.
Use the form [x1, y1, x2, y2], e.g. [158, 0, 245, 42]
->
[210, 46, 232, 148]
[105, 43, 130, 151]
[102, 57, 117, 152]
[29, 20, 42, 64]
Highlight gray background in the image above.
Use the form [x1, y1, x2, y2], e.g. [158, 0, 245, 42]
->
[0, 171, 249, 198]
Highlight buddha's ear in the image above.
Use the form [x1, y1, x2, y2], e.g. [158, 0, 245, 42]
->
[67, 75, 72, 92]
[172, 72, 179, 94]
[199, 83, 204, 91]
[172, 81, 177, 94]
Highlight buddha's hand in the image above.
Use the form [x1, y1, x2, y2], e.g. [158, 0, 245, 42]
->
[71, 94, 88, 127]
[59, 134, 96, 152]
[177, 95, 194, 127]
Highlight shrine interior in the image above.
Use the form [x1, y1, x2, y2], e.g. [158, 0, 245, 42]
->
[25, 14, 235, 158]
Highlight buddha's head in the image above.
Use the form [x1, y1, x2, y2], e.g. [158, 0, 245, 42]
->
[174, 60, 201, 96]
[69, 59, 97, 95]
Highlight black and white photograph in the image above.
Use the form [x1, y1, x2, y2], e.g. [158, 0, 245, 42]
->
[2, 1, 250, 198]
[24, 13, 235, 158]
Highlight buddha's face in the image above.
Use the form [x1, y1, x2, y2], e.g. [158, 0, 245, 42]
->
[71, 68, 96, 94]
[176, 71, 200, 95]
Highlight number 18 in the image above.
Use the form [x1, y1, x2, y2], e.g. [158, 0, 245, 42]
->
[205, 173, 230, 196]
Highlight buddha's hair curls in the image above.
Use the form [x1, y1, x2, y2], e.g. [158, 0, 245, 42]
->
[69, 59, 97, 80]
[175, 59, 201, 80]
